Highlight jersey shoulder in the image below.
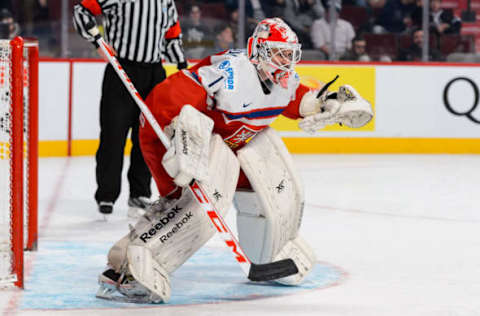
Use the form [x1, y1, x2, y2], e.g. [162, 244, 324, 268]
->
[210, 49, 248, 66]
[198, 50, 250, 95]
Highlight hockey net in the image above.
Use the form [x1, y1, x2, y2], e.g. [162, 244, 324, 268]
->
[0, 37, 38, 289]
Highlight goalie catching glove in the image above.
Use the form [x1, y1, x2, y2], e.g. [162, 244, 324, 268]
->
[162, 105, 214, 187]
[298, 84, 373, 134]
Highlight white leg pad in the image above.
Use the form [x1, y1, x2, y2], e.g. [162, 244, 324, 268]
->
[235, 127, 315, 284]
[108, 134, 239, 289]
[235, 191, 268, 263]
[107, 234, 130, 272]
[145, 134, 239, 272]
[126, 245, 171, 303]
[272, 235, 317, 285]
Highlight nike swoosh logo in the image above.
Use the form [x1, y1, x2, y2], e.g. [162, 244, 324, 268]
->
[243, 103, 252, 108]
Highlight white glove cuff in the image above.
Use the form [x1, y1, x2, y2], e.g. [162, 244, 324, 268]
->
[299, 90, 322, 117]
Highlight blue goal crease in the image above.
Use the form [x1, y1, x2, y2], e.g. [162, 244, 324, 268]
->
[20, 241, 342, 310]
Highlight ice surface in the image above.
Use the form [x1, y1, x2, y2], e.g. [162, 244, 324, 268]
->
[1, 154, 479, 315]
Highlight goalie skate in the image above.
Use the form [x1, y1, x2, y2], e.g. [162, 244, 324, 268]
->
[127, 196, 152, 218]
[95, 268, 164, 304]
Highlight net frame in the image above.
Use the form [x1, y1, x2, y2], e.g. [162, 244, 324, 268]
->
[0, 37, 38, 289]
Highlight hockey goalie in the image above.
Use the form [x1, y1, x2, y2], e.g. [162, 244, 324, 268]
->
[96, 18, 373, 303]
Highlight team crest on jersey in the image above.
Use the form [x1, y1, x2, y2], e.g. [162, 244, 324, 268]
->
[218, 60, 234, 91]
[224, 126, 257, 149]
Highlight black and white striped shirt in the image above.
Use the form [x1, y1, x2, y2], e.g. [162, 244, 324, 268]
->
[73, 0, 185, 64]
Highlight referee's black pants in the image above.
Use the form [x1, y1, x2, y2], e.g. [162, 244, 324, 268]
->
[94, 59, 166, 205]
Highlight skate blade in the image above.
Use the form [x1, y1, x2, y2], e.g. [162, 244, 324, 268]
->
[96, 285, 163, 304]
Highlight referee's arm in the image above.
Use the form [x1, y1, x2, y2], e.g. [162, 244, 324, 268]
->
[72, 0, 111, 42]
[162, 0, 187, 69]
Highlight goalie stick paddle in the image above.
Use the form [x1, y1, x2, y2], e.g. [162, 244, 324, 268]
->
[87, 24, 299, 282]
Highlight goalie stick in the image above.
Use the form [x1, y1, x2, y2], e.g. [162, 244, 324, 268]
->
[87, 25, 298, 282]
[316, 74, 339, 99]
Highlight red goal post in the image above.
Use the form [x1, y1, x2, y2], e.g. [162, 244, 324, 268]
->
[0, 37, 38, 289]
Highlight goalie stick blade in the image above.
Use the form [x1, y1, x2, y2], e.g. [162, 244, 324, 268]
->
[248, 258, 299, 282]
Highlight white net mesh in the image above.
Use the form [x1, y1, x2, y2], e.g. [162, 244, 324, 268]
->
[0, 39, 36, 288]
[0, 39, 14, 285]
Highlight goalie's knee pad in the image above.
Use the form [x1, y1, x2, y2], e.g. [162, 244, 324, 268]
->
[107, 134, 239, 297]
[235, 127, 316, 285]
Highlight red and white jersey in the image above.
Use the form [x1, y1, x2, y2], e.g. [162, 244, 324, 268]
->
[142, 50, 310, 195]
[198, 50, 299, 125]
[145, 50, 310, 150]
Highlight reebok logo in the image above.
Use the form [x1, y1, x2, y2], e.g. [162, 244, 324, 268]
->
[139, 206, 182, 243]
[159, 212, 193, 243]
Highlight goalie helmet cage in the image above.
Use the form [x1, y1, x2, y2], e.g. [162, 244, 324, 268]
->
[0, 37, 39, 289]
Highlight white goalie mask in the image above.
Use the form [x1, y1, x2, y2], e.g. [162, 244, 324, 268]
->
[247, 18, 301, 89]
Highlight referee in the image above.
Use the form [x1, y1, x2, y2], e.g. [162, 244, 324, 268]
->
[73, 0, 187, 216]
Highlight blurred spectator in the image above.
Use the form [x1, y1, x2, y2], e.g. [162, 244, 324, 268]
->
[224, 0, 267, 21]
[0, 8, 19, 39]
[310, 0, 355, 59]
[14, 0, 56, 55]
[13, 0, 47, 36]
[376, 0, 416, 33]
[368, 0, 386, 8]
[249, 0, 267, 20]
[182, 5, 213, 59]
[33, 0, 57, 55]
[282, 0, 325, 49]
[343, 0, 369, 7]
[226, 0, 259, 36]
[262, 0, 287, 18]
[411, 0, 461, 35]
[430, 0, 461, 35]
[350, 0, 388, 34]
[208, 24, 234, 54]
[340, 35, 371, 61]
[225, 0, 254, 17]
[226, 6, 257, 42]
[397, 28, 443, 61]
[0, 1, 13, 12]
[378, 54, 392, 61]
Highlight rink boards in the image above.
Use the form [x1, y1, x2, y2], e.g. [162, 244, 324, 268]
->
[37, 60, 480, 156]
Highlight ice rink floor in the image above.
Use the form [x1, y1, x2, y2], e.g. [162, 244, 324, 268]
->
[1, 154, 480, 316]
